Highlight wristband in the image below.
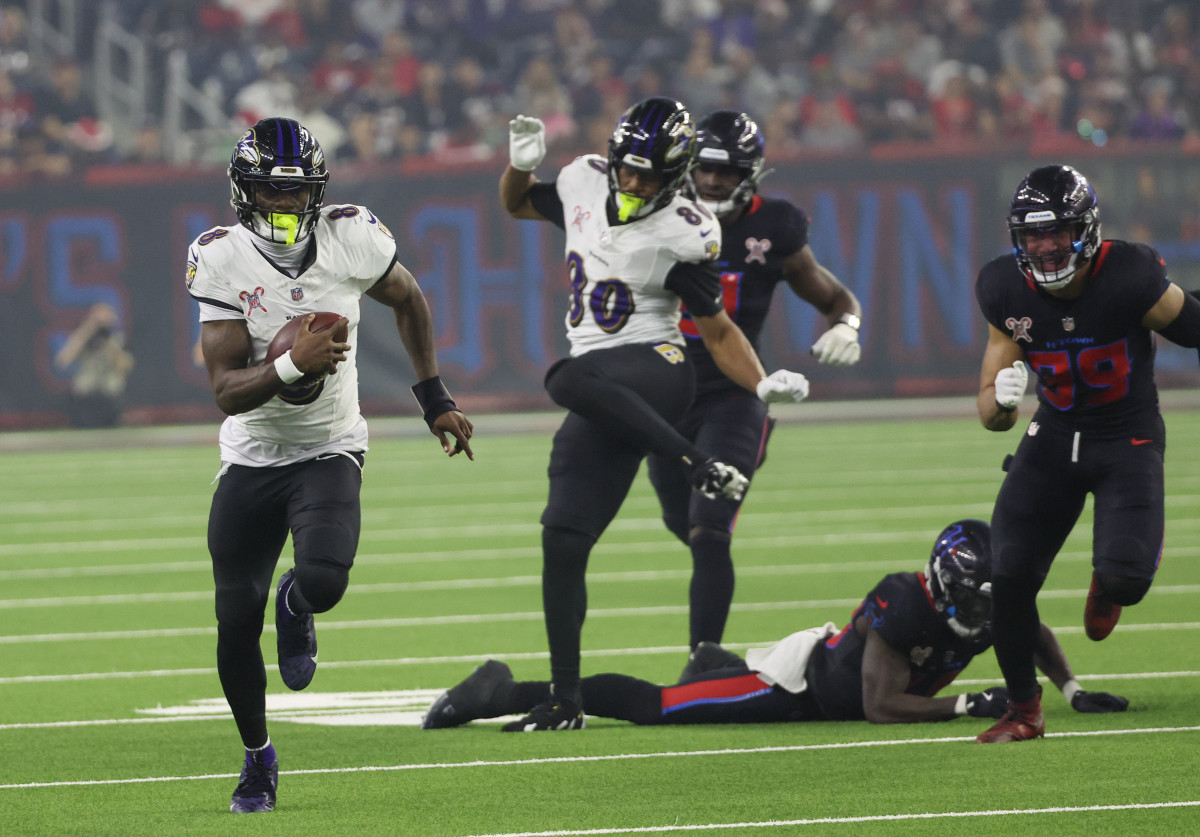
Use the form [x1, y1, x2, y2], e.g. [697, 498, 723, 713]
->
[954, 693, 968, 716]
[1061, 679, 1083, 704]
[410, 375, 458, 429]
[273, 350, 305, 385]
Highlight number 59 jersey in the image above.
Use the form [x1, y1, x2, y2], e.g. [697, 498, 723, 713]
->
[554, 155, 721, 357]
[975, 239, 1170, 435]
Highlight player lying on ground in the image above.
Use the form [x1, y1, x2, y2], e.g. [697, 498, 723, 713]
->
[423, 519, 1127, 731]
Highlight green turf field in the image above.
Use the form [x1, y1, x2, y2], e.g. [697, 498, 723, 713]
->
[2, 411, 1198, 835]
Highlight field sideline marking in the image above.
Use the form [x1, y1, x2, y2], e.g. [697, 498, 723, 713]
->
[464, 801, 1200, 836]
[2, 726, 1198, 791]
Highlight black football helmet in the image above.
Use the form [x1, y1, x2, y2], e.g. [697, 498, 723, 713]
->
[1008, 164, 1101, 289]
[606, 97, 695, 222]
[229, 117, 329, 245]
[925, 519, 993, 638]
[685, 110, 766, 219]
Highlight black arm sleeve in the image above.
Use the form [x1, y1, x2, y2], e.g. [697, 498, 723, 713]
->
[665, 260, 723, 318]
[528, 182, 565, 229]
[1158, 288, 1200, 348]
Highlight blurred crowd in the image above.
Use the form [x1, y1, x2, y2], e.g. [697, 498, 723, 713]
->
[0, 0, 1198, 178]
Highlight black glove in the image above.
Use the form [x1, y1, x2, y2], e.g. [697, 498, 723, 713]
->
[965, 687, 1009, 718]
[1071, 689, 1129, 713]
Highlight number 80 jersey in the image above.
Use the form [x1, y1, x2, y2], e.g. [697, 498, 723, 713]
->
[974, 239, 1169, 434]
[554, 155, 721, 357]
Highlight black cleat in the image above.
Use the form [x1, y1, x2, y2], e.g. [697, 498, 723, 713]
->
[276, 569, 317, 691]
[229, 749, 278, 814]
[422, 660, 514, 729]
[680, 641, 747, 682]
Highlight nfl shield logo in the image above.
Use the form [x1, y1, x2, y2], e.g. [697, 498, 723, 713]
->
[1062, 317, 1074, 332]
[291, 287, 304, 301]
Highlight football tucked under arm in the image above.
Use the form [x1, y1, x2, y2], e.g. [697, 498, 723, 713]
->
[265, 312, 349, 384]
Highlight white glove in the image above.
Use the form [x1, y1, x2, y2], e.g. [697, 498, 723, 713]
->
[508, 115, 546, 172]
[756, 369, 810, 404]
[994, 360, 1029, 409]
[811, 323, 862, 366]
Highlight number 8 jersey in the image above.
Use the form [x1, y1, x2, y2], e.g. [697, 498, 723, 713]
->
[975, 239, 1170, 434]
[553, 155, 722, 357]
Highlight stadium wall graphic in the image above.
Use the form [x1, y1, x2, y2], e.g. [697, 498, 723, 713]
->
[2, 151, 1198, 429]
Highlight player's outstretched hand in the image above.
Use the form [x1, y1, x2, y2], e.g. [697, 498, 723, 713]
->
[756, 369, 810, 404]
[1071, 689, 1129, 713]
[432, 410, 475, 460]
[994, 360, 1028, 409]
[811, 323, 862, 366]
[964, 688, 1009, 718]
[509, 115, 546, 172]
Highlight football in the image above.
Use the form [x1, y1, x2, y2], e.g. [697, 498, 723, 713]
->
[265, 312, 348, 383]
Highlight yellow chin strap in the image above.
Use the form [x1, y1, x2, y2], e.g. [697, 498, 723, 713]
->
[616, 193, 645, 222]
[267, 212, 300, 245]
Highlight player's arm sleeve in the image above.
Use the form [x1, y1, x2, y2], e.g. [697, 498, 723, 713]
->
[665, 260, 723, 318]
[1153, 285, 1200, 348]
[528, 181, 565, 229]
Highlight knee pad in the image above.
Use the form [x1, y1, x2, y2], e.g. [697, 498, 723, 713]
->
[292, 561, 349, 613]
[1094, 572, 1152, 607]
[661, 513, 689, 544]
[215, 583, 269, 635]
[688, 526, 731, 549]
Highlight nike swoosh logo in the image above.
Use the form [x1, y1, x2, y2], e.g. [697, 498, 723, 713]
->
[1131, 438, 1153, 446]
[876, 597, 889, 608]
[700, 230, 712, 238]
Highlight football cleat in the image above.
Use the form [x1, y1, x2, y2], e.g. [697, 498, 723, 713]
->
[501, 698, 585, 732]
[422, 660, 514, 730]
[276, 569, 317, 691]
[1084, 572, 1122, 641]
[679, 641, 747, 682]
[692, 459, 749, 502]
[230, 749, 278, 814]
[975, 691, 1045, 744]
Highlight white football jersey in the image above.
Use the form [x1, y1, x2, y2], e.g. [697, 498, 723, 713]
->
[555, 155, 721, 357]
[187, 204, 397, 466]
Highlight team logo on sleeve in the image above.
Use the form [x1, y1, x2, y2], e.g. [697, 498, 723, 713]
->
[239, 286, 268, 316]
[745, 238, 771, 264]
[1005, 316, 1033, 342]
[186, 261, 196, 289]
[704, 239, 720, 260]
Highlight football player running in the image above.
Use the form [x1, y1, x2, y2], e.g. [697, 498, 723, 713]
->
[975, 164, 1200, 743]
[422, 520, 1127, 730]
[499, 98, 809, 731]
[648, 110, 864, 658]
[188, 117, 473, 812]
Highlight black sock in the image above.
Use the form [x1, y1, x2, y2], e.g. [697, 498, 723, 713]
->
[688, 529, 734, 648]
[542, 527, 594, 702]
[991, 574, 1043, 703]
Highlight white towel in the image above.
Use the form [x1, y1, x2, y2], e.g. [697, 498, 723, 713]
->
[745, 622, 839, 695]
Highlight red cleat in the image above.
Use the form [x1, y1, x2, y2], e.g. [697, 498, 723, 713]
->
[976, 691, 1045, 744]
[1084, 572, 1122, 641]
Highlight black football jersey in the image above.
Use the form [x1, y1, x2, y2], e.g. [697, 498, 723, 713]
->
[975, 240, 1170, 436]
[803, 572, 992, 721]
[680, 196, 809, 395]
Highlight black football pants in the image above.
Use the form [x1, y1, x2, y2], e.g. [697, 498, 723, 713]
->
[208, 452, 363, 748]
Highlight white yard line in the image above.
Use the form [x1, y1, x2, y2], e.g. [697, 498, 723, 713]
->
[3, 725, 1199, 791]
